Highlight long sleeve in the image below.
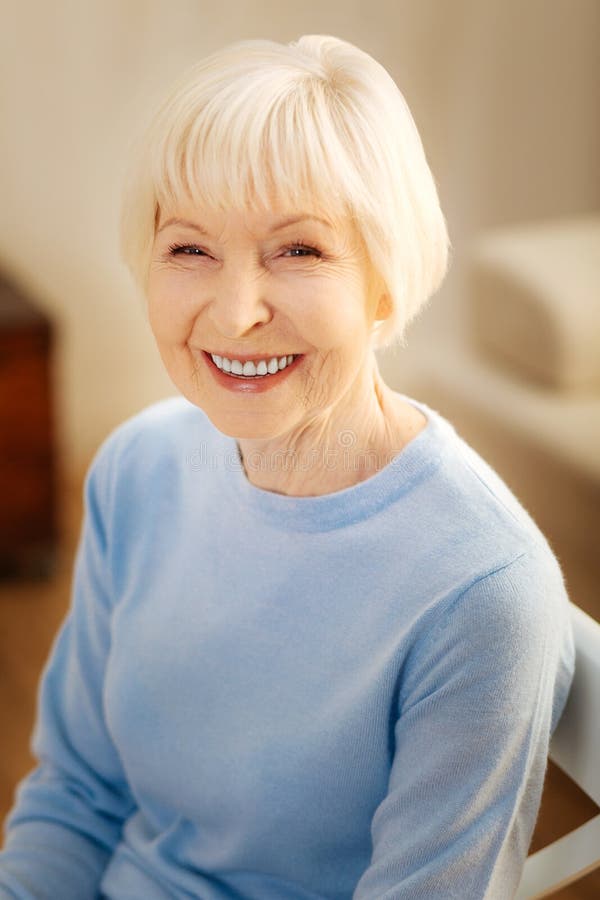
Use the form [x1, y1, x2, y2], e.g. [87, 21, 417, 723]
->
[353, 552, 574, 900]
[0, 396, 575, 898]
[0, 450, 136, 899]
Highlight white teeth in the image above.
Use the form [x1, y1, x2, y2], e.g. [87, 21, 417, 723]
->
[210, 352, 298, 377]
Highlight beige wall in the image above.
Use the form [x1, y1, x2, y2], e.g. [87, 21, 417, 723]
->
[1, 0, 598, 476]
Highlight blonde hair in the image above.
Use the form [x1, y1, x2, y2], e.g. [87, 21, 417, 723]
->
[120, 35, 450, 347]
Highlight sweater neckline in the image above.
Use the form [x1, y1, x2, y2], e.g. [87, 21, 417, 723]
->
[218, 395, 449, 531]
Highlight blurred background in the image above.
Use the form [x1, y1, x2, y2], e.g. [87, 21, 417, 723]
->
[0, 1, 598, 895]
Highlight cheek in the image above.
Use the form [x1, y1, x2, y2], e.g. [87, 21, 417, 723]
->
[297, 347, 361, 413]
[299, 305, 371, 363]
[147, 275, 198, 343]
[288, 276, 369, 349]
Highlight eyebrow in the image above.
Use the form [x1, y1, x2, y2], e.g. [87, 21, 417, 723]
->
[156, 214, 333, 234]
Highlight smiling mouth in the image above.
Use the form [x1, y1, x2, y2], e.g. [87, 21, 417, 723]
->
[206, 352, 300, 378]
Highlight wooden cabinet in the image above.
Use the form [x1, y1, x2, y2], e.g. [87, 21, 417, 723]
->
[0, 274, 57, 578]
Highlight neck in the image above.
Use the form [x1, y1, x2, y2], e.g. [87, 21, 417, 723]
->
[236, 355, 426, 497]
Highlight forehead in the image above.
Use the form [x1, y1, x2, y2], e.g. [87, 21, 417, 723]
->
[156, 197, 352, 240]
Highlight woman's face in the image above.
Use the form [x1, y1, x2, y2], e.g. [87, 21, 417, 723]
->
[148, 200, 387, 440]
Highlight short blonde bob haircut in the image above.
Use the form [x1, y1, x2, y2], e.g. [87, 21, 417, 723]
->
[120, 35, 450, 347]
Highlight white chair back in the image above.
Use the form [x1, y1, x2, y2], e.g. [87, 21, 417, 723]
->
[515, 603, 600, 898]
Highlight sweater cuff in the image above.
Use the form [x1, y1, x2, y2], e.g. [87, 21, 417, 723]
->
[0, 819, 110, 900]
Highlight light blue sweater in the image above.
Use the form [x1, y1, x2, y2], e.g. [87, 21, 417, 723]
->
[0, 395, 574, 899]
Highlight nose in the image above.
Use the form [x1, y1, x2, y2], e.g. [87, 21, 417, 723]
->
[208, 264, 273, 339]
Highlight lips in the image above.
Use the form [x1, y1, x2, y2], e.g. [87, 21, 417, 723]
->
[201, 350, 303, 393]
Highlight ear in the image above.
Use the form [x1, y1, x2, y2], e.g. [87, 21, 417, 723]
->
[374, 292, 392, 321]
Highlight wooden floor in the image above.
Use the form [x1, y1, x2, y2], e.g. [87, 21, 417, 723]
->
[0, 475, 599, 897]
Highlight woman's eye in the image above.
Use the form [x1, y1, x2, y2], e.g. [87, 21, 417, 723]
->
[168, 243, 208, 257]
[283, 244, 322, 258]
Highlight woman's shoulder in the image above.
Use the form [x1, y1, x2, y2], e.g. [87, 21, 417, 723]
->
[81, 395, 224, 507]
[401, 396, 555, 560]
[104, 394, 211, 442]
[89, 395, 214, 467]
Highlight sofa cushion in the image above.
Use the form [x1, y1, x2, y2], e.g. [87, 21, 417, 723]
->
[467, 217, 600, 391]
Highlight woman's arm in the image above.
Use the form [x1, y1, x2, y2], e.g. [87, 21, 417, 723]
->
[0, 448, 136, 899]
[354, 552, 575, 900]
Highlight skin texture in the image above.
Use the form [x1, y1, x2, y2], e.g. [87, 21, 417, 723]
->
[148, 200, 427, 496]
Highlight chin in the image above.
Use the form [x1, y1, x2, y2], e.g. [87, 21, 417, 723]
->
[200, 405, 292, 442]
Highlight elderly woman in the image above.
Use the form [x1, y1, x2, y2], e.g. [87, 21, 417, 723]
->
[0, 35, 573, 900]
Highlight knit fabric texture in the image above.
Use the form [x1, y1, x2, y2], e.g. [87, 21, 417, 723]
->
[0, 395, 574, 899]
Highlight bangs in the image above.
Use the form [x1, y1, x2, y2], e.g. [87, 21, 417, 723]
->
[151, 69, 379, 228]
